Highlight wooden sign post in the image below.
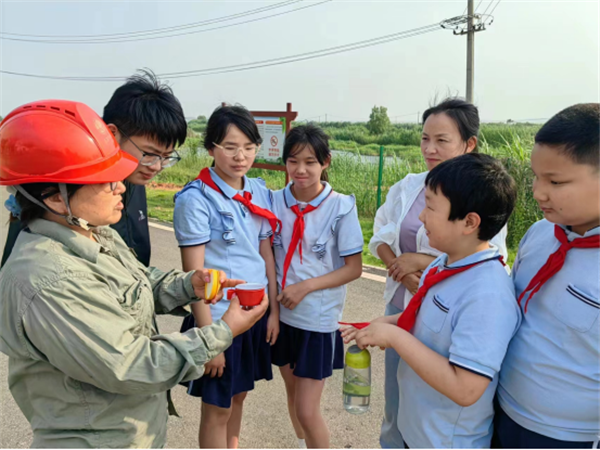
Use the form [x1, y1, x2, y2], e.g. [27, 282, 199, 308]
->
[251, 103, 297, 184]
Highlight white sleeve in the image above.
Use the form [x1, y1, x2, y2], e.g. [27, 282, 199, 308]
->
[368, 180, 403, 259]
[490, 224, 509, 264]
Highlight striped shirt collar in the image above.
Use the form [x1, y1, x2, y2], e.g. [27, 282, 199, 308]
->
[558, 223, 600, 240]
[437, 244, 501, 270]
[208, 167, 252, 199]
[283, 181, 332, 209]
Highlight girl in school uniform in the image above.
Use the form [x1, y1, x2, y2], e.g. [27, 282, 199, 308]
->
[173, 105, 280, 449]
[270, 124, 364, 449]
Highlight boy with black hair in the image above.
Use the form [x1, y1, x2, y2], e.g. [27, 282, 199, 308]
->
[2, 69, 187, 267]
[494, 103, 600, 448]
[342, 153, 520, 448]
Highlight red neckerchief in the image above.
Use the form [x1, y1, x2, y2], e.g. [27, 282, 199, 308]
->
[196, 168, 281, 239]
[341, 255, 505, 331]
[281, 202, 318, 289]
[518, 225, 599, 313]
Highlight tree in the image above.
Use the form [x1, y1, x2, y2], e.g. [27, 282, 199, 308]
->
[367, 106, 390, 135]
[196, 115, 207, 122]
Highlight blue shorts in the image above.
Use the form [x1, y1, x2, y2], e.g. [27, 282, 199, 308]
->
[180, 312, 273, 409]
[492, 404, 597, 449]
[271, 321, 344, 380]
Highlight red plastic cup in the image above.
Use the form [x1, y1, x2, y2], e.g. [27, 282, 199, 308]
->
[226, 283, 265, 307]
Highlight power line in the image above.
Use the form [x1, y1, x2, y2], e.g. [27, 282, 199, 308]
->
[462, 0, 482, 17]
[488, 0, 502, 18]
[0, 0, 301, 39]
[474, 0, 484, 13]
[1, 1, 330, 44]
[392, 112, 420, 118]
[509, 117, 548, 123]
[327, 114, 367, 121]
[481, 0, 496, 18]
[0, 22, 443, 81]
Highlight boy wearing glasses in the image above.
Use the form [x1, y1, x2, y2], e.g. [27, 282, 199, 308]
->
[2, 69, 187, 267]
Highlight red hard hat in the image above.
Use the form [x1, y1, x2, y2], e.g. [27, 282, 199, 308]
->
[0, 100, 138, 186]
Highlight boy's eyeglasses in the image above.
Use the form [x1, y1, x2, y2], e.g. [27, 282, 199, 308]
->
[212, 142, 259, 157]
[119, 129, 181, 168]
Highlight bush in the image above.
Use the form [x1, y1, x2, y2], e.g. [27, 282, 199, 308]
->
[157, 123, 542, 256]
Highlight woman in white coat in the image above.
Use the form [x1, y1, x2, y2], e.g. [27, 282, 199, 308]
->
[369, 98, 508, 449]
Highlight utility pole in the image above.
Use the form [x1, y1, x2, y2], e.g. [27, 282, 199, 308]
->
[466, 0, 475, 103]
[441, 0, 491, 104]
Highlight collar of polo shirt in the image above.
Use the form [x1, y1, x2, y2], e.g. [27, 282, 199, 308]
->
[283, 181, 333, 209]
[208, 167, 252, 199]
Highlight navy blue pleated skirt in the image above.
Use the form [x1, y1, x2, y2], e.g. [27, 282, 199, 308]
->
[180, 312, 273, 409]
[271, 321, 344, 380]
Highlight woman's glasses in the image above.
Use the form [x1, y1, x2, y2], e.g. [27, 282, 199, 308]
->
[212, 142, 259, 157]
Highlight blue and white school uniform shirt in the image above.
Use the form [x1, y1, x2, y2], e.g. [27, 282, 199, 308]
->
[271, 182, 364, 333]
[397, 245, 521, 448]
[173, 168, 273, 320]
[497, 219, 600, 443]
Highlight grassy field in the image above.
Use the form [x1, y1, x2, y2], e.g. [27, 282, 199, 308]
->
[146, 187, 383, 266]
[147, 121, 541, 268]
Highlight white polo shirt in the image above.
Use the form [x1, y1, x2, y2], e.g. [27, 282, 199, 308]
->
[272, 182, 364, 333]
[397, 245, 521, 448]
[498, 219, 600, 442]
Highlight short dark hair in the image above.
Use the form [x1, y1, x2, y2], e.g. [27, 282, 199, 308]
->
[203, 104, 262, 150]
[535, 103, 599, 168]
[103, 69, 187, 149]
[425, 153, 516, 241]
[422, 98, 480, 152]
[13, 183, 83, 226]
[283, 124, 331, 164]
[283, 124, 331, 181]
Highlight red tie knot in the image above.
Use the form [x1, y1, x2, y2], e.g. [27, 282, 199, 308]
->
[555, 226, 570, 246]
[291, 204, 303, 216]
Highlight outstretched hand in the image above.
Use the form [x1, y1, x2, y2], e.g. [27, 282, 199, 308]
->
[191, 269, 245, 304]
[355, 322, 399, 350]
[222, 294, 269, 338]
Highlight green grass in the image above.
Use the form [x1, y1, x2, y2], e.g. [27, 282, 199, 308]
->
[155, 122, 539, 269]
[360, 218, 383, 268]
[147, 189, 176, 223]
[146, 192, 518, 269]
[146, 189, 384, 266]
[312, 121, 541, 151]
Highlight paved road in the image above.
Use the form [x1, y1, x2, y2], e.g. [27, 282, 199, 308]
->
[0, 187, 388, 449]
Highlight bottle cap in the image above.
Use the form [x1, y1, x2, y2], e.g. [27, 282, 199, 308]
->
[345, 345, 371, 369]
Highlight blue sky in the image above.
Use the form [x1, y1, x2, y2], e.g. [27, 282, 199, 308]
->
[1, 1, 598, 122]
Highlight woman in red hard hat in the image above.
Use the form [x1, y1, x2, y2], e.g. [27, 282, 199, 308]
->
[0, 100, 268, 448]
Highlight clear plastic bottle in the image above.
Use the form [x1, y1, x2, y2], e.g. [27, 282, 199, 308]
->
[343, 345, 371, 414]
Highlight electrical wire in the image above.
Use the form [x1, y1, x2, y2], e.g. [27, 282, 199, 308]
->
[392, 112, 420, 118]
[1, 1, 330, 44]
[474, 0, 484, 14]
[481, 0, 496, 18]
[0, 0, 301, 39]
[0, 22, 442, 81]
[488, 0, 502, 17]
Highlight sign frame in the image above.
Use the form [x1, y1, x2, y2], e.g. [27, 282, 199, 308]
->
[250, 103, 298, 184]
